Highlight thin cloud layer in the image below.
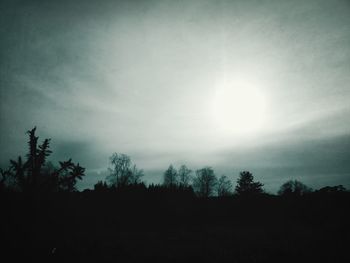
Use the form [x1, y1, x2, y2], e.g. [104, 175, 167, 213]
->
[1, 0, 350, 191]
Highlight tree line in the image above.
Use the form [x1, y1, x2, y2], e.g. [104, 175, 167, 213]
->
[99, 152, 346, 197]
[1, 127, 347, 197]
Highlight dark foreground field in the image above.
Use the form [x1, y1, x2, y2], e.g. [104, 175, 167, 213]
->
[2, 190, 350, 263]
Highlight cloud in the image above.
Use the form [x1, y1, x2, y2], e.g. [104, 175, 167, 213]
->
[1, 0, 350, 191]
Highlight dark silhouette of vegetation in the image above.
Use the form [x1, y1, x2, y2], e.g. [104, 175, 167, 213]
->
[1, 127, 85, 192]
[94, 180, 109, 192]
[107, 153, 144, 188]
[1, 128, 350, 262]
[0, 167, 11, 191]
[217, 175, 233, 197]
[163, 164, 178, 186]
[278, 179, 312, 196]
[54, 159, 86, 192]
[193, 167, 217, 197]
[235, 171, 264, 196]
[316, 185, 346, 194]
[178, 164, 192, 186]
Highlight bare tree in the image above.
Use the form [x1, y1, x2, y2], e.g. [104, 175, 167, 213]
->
[178, 165, 192, 186]
[130, 164, 144, 184]
[163, 164, 178, 186]
[217, 175, 233, 197]
[278, 180, 312, 196]
[193, 167, 217, 197]
[107, 153, 144, 188]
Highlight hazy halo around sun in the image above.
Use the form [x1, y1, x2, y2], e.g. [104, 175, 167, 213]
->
[211, 79, 268, 137]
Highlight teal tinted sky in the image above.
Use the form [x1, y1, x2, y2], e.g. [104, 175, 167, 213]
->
[1, 0, 350, 192]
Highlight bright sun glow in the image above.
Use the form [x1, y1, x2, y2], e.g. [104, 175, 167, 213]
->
[211, 80, 267, 136]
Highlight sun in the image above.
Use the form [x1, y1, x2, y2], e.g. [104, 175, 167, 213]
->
[211, 81, 267, 136]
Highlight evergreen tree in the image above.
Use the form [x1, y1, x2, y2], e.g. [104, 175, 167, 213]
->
[235, 171, 263, 196]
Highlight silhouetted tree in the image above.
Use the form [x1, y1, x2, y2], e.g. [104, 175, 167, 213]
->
[0, 168, 12, 191]
[178, 165, 192, 186]
[130, 164, 144, 184]
[235, 171, 264, 196]
[94, 180, 109, 192]
[57, 160, 85, 192]
[25, 127, 52, 191]
[40, 161, 57, 191]
[278, 180, 312, 196]
[9, 156, 26, 190]
[163, 164, 178, 186]
[217, 175, 233, 197]
[0, 127, 85, 192]
[193, 167, 217, 197]
[107, 153, 144, 188]
[317, 185, 347, 194]
[0, 169, 6, 189]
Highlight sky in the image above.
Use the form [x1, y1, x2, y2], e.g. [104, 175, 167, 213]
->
[1, 0, 350, 192]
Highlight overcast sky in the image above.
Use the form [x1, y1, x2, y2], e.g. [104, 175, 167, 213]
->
[1, 0, 350, 192]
